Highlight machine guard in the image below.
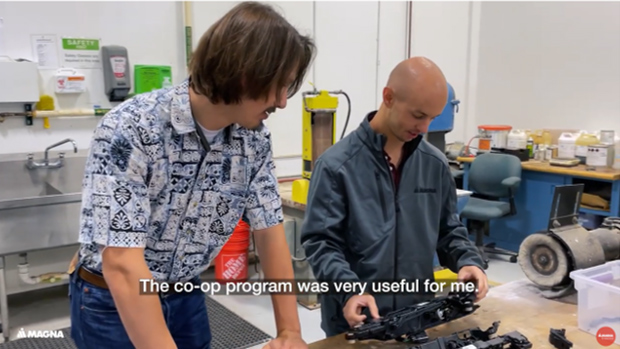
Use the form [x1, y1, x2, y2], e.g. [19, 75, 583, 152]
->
[543, 184, 607, 272]
[519, 184, 619, 298]
[292, 88, 351, 205]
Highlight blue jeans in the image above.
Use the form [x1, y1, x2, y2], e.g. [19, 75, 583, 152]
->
[69, 266, 211, 349]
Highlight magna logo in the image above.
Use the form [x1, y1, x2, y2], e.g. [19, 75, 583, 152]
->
[596, 326, 616, 346]
[16, 327, 65, 339]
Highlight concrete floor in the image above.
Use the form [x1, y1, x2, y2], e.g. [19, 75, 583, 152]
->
[0, 257, 525, 348]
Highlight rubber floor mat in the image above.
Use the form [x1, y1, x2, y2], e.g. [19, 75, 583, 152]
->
[205, 296, 273, 349]
[0, 297, 272, 349]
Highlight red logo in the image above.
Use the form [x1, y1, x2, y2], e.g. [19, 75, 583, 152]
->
[596, 326, 616, 346]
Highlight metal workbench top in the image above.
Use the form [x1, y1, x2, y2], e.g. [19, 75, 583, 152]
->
[307, 278, 617, 348]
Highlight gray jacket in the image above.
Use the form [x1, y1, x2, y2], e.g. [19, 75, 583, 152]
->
[300, 113, 485, 337]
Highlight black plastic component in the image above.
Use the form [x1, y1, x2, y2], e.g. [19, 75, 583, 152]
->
[549, 328, 573, 349]
[24, 103, 32, 126]
[409, 321, 532, 349]
[108, 88, 130, 102]
[344, 290, 479, 343]
[491, 148, 530, 162]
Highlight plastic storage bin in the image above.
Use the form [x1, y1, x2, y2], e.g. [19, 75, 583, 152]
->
[569, 260, 620, 345]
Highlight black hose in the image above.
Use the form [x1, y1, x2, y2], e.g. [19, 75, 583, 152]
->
[317, 89, 351, 141]
[339, 91, 351, 140]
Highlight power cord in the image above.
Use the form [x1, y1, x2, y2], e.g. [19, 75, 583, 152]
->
[333, 90, 351, 140]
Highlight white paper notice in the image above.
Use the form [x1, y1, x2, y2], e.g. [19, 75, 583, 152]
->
[61, 37, 101, 69]
[31, 34, 59, 69]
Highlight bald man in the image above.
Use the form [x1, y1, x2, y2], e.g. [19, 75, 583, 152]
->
[300, 57, 488, 337]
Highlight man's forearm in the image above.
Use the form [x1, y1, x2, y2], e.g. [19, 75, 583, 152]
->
[103, 258, 177, 348]
[255, 230, 302, 336]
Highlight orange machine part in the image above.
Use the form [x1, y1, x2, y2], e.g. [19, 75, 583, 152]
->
[478, 125, 512, 131]
[478, 138, 491, 151]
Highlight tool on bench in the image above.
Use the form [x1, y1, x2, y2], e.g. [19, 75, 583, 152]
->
[344, 287, 479, 344]
[518, 183, 620, 298]
[549, 328, 573, 349]
[549, 158, 580, 167]
[291, 86, 350, 205]
[409, 321, 532, 349]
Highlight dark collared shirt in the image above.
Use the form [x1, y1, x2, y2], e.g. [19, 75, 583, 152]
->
[368, 111, 417, 190]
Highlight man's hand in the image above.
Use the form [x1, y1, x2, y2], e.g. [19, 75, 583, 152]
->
[343, 294, 380, 328]
[262, 330, 307, 349]
[457, 265, 488, 302]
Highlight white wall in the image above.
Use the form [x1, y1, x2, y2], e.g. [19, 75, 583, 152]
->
[0, 1, 187, 294]
[407, 1, 620, 143]
[2, 0, 617, 296]
[0, 1, 409, 294]
[409, 1, 475, 143]
[0, 1, 186, 156]
[0, 1, 409, 178]
[3, 2, 617, 170]
[189, 1, 410, 174]
[472, 1, 620, 141]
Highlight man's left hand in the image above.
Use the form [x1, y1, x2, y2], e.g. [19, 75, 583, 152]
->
[457, 265, 488, 302]
[262, 330, 307, 349]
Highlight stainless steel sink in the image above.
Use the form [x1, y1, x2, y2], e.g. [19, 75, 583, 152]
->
[0, 154, 87, 256]
[40, 182, 63, 196]
[0, 149, 87, 342]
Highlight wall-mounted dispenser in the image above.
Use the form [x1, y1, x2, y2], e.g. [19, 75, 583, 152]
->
[54, 68, 86, 94]
[0, 58, 39, 103]
[101, 45, 131, 102]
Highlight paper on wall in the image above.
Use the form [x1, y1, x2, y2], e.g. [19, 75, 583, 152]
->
[31, 34, 59, 69]
[61, 37, 101, 69]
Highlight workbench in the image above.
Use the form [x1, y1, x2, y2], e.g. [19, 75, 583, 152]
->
[457, 156, 620, 252]
[307, 278, 619, 348]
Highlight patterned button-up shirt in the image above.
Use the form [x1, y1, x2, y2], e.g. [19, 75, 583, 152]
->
[77, 79, 283, 282]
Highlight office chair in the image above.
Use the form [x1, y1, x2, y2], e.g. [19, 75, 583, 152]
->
[460, 153, 522, 270]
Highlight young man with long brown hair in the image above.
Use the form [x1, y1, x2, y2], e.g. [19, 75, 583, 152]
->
[69, 3, 315, 348]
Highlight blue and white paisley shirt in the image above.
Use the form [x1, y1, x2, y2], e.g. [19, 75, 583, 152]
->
[77, 79, 283, 282]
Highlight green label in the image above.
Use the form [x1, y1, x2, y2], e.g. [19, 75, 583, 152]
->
[62, 38, 99, 51]
[94, 108, 110, 117]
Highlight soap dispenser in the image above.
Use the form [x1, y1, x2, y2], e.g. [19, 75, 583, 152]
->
[102, 45, 131, 102]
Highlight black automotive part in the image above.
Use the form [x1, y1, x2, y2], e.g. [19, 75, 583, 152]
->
[409, 321, 532, 349]
[549, 328, 572, 349]
[344, 290, 479, 343]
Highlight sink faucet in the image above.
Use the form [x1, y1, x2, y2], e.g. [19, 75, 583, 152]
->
[26, 138, 78, 170]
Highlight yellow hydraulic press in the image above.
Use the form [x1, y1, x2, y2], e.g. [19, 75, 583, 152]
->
[292, 88, 350, 205]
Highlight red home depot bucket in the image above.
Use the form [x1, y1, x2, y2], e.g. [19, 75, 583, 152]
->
[215, 220, 250, 283]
